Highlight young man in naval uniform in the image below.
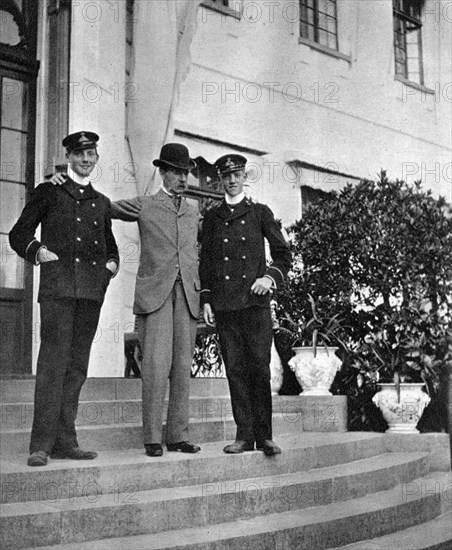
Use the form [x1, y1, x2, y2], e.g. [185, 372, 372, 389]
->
[9, 131, 119, 466]
[200, 154, 291, 456]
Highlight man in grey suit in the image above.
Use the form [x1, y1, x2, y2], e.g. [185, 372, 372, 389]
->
[112, 144, 201, 457]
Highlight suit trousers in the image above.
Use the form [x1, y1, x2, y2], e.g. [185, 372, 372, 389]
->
[30, 298, 101, 454]
[137, 281, 198, 445]
[215, 306, 273, 445]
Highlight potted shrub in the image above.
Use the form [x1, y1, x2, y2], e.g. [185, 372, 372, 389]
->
[276, 172, 452, 431]
[352, 300, 451, 432]
[277, 292, 348, 396]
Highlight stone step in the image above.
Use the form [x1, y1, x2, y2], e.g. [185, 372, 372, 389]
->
[17, 471, 449, 550]
[0, 433, 386, 504]
[0, 395, 348, 458]
[0, 398, 232, 429]
[0, 395, 347, 430]
[335, 510, 452, 550]
[0, 448, 433, 549]
[1, 411, 345, 458]
[2, 379, 449, 550]
[0, 418, 217, 458]
[0, 378, 230, 404]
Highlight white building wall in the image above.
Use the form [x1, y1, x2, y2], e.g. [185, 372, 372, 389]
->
[175, 0, 451, 216]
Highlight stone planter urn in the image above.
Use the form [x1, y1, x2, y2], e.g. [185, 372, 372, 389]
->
[372, 383, 431, 433]
[288, 347, 342, 396]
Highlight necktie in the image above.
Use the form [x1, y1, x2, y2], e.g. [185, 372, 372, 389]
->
[172, 195, 181, 210]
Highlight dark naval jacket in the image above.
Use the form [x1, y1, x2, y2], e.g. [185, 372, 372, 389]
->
[200, 197, 291, 312]
[9, 178, 119, 303]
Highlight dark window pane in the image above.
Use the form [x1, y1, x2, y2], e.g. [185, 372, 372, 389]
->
[299, 0, 337, 50]
[318, 13, 337, 35]
[2, 78, 28, 131]
[1, 129, 27, 183]
[393, 1, 423, 84]
[303, 6, 315, 25]
[0, 11, 21, 46]
[301, 22, 316, 41]
[318, 29, 329, 48]
[0, 181, 26, 233]
[326, 31, 337, 50]
[0, 233, 24, 289]
[319, 0, 337, 18]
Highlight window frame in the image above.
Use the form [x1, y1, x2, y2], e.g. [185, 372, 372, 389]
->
[0, 0, 39, 377]
[202, 0, 242, 19]
[393, 0, 425, 86]
[299, 0, 339, 52]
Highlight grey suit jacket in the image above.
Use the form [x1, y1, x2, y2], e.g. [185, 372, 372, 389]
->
[112, 189, 200, 317]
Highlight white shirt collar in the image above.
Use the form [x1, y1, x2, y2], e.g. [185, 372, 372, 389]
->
[225, 191, 245, 206]
[67, 165, 90, 186]
[161, 186, 174, 197]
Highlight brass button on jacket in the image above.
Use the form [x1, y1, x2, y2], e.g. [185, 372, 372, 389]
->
[9, 177, 119, 303]
[199, 198, 291, 312]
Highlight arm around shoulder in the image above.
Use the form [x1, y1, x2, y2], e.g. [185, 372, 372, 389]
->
[111, 196, 142, 221]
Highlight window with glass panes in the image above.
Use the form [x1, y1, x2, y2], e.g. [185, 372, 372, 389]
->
[1, 0, 39, 376]
[299, 0, 338, 51]
[393, 0, 424, 85]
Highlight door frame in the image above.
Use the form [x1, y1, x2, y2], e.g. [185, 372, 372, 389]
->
[0, 1, 39, 377]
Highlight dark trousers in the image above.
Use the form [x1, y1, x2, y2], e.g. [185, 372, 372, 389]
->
[215, 306, 273, 444]
[30, 298, 101, 454]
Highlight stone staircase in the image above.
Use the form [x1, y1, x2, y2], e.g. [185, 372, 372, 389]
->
[0, 379, 450, 550]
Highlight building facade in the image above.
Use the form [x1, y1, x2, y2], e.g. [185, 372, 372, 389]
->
[1, 0, 451, 377]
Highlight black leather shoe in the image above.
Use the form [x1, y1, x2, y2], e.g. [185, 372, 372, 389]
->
[223, 440, 255, 454]
[27, 450, 49, 467]
[51, 447, 98, 460]
[145, 443, 163, 457]
[257, 440, 281, 456]
[167, 441, 201, 453]
[50, 447, 97, 460]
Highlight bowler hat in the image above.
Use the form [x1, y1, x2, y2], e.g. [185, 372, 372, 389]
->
[153, 143, 196, 171]
[62, 131, 99, 152]
[215, 154, 247, 176]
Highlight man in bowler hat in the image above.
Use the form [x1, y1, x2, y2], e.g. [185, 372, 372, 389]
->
[111, 143, 201, 457]
[200, 154, 291, 455]
[9, 131, 119, 466]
